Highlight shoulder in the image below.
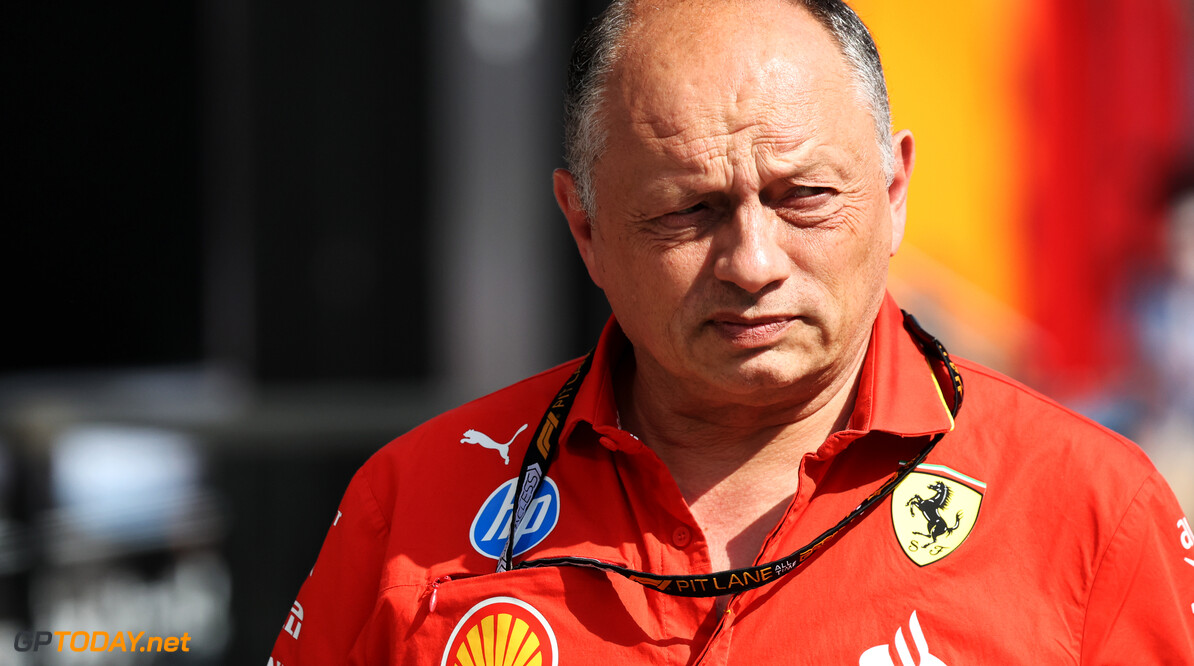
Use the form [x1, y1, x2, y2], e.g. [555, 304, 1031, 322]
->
[935, 355, 1163, 562]
[383, 357, 580, 453]
[347, 356, 585, 532]
[930, 357, 1194, 645]
[950, 356, 1154, 479]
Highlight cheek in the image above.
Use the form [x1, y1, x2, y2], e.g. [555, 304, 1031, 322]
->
[590, 224, 632, 289]
[792, 203, 890, 297]
[659, 242, 710, 290]
[623, 250, 700, 336]
[838, 191, 891, 253]
[609, 226, 708, 287]
[594, 232, 697, 313]
[791, 211, 864, 263]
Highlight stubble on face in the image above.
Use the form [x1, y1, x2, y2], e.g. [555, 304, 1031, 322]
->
[587, 0, 894, 417]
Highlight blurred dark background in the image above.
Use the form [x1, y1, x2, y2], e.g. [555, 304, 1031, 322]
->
[2, 0, 1192, 663]
[2, 1, 611, 662]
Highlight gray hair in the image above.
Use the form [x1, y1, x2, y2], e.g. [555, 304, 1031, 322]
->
[562, 0, 894, 218]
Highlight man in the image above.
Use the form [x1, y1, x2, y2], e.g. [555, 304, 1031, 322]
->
[270, 0, 1194, 663]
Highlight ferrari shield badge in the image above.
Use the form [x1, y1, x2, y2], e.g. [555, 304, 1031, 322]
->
[892, 464, 985, 566]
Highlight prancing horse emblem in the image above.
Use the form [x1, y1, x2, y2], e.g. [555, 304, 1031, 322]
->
[891, 467, 984, 566]
[460, 424, 528, 465]
[905, 481, 963, 544]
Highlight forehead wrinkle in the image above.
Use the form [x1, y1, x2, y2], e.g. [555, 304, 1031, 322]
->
[627, 69, 845, 171]
[640, 122, 840, 197]
[753, 136, 857, 182]
[631, 94, 797, 165]
[599, 0, 881, 208]
[640, 122, 733, 165]
[645, 128, 773, 200]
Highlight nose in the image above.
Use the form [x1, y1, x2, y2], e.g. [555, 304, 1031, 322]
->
[711, 203, 789, 293]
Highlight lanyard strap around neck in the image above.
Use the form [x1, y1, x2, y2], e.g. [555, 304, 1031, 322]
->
[496, 311, 963, 597]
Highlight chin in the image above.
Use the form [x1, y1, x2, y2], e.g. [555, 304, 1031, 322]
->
[704, 351, 825, 396]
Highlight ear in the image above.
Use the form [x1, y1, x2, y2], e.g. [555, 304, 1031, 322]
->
[887, 130, 915, 256]
[553, 168, 604, 288]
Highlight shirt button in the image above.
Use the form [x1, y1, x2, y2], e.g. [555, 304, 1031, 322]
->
[672, 525, 692, 548]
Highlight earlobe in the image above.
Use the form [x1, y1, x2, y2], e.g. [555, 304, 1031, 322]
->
[887, 130, 916, 256]
[553, 168, 604, 288]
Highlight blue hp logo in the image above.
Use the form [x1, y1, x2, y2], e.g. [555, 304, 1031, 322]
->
[470, 477, 560, 559]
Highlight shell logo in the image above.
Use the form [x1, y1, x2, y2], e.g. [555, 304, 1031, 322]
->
[441, 596, 558, 666]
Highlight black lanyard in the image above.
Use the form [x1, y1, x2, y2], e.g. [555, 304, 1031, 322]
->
[497, 311, 964, 597]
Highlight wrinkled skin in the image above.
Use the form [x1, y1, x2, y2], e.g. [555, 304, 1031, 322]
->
[555, 0, 915, 431]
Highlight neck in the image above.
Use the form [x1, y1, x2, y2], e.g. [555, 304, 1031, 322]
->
[616, 341, 868, 504]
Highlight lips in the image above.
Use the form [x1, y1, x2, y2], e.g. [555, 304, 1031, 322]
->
[708, 313, 799, 348]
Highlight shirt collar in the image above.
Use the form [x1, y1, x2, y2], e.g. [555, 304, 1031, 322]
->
[846, 292, 955, 439]
[562, 292, 954, 451]
[560, 316, 626, 449]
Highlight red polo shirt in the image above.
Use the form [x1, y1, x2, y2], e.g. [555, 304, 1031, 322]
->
[270, 294, 1194, 664]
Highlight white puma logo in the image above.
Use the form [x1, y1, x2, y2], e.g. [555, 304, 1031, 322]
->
[460, 424, 528, 465]
[859, 611, 947, 666]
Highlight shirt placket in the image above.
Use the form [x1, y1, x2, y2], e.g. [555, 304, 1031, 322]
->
[693, 431, 858, 665]
[599, 425, 722, 661]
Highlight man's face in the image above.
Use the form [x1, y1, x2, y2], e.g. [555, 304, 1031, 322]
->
[557, 0, 913, 407]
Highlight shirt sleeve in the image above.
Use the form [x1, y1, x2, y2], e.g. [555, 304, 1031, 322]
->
[268, 463, 390, 666]
[1081, 471, 1194, 663]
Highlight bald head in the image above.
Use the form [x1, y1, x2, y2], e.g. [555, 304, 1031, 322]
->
[562, 0, 892, 217]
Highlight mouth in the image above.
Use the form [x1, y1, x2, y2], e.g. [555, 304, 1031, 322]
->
[708, 313, 800, 348]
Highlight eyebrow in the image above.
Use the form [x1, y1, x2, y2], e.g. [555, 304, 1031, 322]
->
[755, 141, 857, 183]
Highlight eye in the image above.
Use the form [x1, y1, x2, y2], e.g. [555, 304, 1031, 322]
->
[673, 202, 708, 215]
[775, 185, 835, 213]
[648, 201, 715, 237]
[787, 185, 832, 200]
[772, 184, 838, 227]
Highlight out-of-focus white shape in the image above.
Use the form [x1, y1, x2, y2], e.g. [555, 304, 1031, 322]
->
[32, 551, 232, 657]
[464, 0, 543, 63]
[51, 424, 201, 542]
